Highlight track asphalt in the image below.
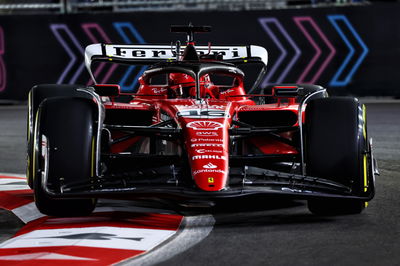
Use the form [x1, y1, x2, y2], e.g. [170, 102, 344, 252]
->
[0, 102, 399, 265]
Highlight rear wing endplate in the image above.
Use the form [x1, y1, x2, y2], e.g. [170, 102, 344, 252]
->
[84, 43, 268, 84]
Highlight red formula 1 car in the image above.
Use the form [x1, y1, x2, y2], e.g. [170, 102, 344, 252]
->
[27, 25, 377, 217]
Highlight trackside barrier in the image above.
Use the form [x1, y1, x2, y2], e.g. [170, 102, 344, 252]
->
[0, 3, 399, 100]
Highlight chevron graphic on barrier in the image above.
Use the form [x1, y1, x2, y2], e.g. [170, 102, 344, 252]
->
[0, 26, 6, 92]
[327, 15, 369, 87]
[258, 18, 301, 87]
[113, 22, 147, 92]
[293, 16, 336, 84]
[81, 23, 117, 85]
[50, 24, 85, 84]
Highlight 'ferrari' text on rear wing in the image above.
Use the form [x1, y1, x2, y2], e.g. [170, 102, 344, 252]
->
[84, 43, 268, 83]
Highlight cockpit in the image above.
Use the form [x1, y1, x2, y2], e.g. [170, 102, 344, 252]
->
[136, 62, 247, 100]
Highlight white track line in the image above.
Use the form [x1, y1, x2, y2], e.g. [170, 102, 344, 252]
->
[12, 202, 45, 223]
[0, 172, 26, 178]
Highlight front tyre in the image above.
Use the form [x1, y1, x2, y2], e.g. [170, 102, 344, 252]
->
[27, 84, 84, 188]
[33, 97, 97, 216]
[305, 97, 371, 215]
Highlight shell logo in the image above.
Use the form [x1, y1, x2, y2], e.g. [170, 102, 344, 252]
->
[203, 162, 218, 169]
[186, 121, 223, 130]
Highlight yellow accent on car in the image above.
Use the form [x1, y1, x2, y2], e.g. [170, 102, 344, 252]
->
[362, 105, 368, 207]
[208, 177, 214, 183]
[363, 154, 368, 192]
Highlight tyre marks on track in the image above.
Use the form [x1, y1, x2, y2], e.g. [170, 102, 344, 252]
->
[122, 215, 215, 266]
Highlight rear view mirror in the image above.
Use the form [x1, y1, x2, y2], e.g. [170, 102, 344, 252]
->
[93, 84, 120, 97]
[273, 86, 301, 97]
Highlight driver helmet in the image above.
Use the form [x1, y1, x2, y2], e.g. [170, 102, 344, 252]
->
[168, 73, 213, 97]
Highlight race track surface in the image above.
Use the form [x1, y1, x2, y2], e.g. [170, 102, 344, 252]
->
[0, 101, 399, 265]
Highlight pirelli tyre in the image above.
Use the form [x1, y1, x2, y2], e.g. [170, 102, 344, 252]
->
[305, 97, 371, 215]
[33, 97, 97, 217]
[27, 84, 84, 189]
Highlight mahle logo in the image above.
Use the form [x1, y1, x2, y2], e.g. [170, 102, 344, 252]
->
[192, 155, 226, 160]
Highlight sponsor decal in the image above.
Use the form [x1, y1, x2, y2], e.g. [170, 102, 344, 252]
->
[196, 131, 218, 136]
[220, 89, 235, 95]
[186, 121, 223, 130]
[196, 149, 222, 154]
[208, 177, 214, 183]
[203, 162, 217, 169]
[106, 45, 247, 60]
[177, 105, 226, 109]
[193, 169, 225, 175]
[152, 88, 167, 94]
[190, 138, 223, 142]
[191, 143, 224, 147]
[192, 155, 226, 160]
[177, 109, 228, 118]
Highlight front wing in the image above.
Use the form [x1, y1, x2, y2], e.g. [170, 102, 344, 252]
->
[41, 164, 375, 202]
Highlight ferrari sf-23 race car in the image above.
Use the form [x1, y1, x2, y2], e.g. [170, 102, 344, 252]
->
[27, 25, 377, 217]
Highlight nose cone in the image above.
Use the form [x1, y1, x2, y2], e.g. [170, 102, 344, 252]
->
[183, 119, 230, 191]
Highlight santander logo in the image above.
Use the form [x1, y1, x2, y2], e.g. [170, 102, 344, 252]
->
[203, 162, 217, 169]
[186, 121, 223, 130]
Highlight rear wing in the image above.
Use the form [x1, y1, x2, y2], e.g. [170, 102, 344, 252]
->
[84, 43, 268, 84]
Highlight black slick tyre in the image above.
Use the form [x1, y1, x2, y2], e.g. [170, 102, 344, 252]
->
[305, 97, 369, 215]
[27, 84, 83, 188]
[33, 97, 97, 217]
